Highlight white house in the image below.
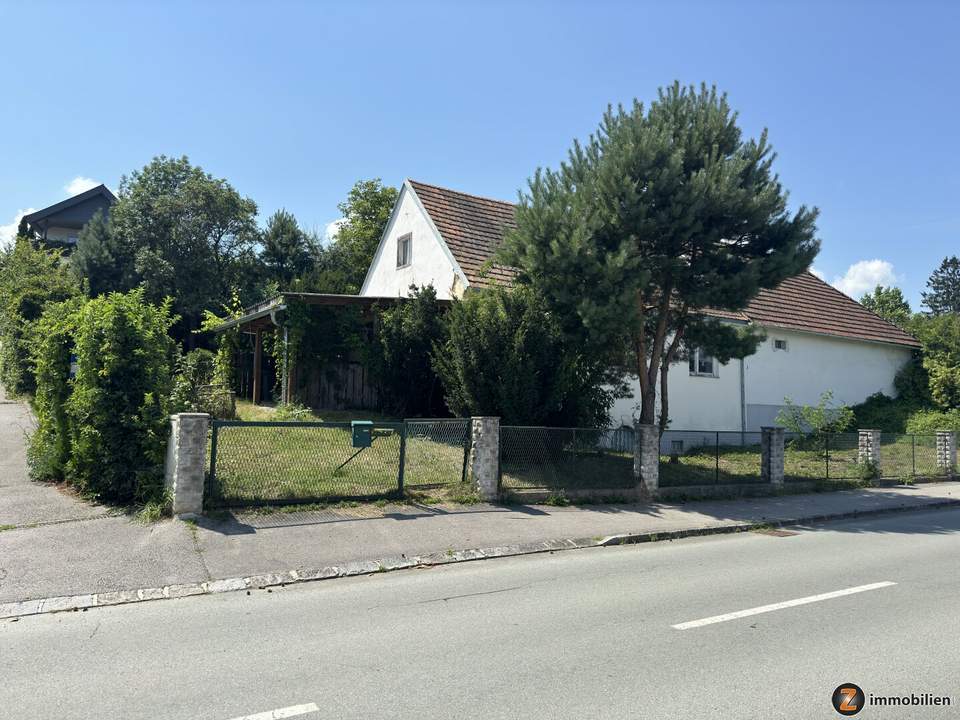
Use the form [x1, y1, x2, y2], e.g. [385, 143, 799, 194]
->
[361, 179, 920, 431]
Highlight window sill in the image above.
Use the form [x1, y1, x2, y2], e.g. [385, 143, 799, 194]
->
[689, 372, 719, 379]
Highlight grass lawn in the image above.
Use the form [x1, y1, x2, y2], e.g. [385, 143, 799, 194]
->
[500, 451, 636, 490]
[209, 410, 472, 506]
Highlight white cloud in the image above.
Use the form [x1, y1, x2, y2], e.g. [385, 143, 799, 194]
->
[810, 266, 826, 281]
[323, 217, 346, 245]
[0, 208, 36, 251]
[830, 259, 898, 299]
[64, 176, 99, 196]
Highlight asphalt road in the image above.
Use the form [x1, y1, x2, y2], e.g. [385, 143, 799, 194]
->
[3, 508, 960, 720]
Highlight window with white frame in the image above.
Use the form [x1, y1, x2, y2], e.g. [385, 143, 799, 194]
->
[688, 348, 718, 377]
[396, 233, 412, 268]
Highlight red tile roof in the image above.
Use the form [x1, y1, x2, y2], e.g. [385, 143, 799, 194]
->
[408, 180, 517, 289]
[407, 180, 919, 348]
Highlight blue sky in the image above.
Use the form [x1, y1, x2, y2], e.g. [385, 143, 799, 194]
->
[2, 0, 957, 308]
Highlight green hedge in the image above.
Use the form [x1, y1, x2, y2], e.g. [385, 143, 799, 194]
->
[61, 290, 177, 503]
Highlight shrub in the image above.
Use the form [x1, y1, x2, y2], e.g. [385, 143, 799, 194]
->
[904, 408, 960, 435]
[0, 238, 79, 395]
[433, 286, 615, 426]
[375, 285, 447, 417]
[776, 390, 855, 439]
[27, 298, 84, 481]
[851, 392, 917, 434]
[65, 289, 177, 503]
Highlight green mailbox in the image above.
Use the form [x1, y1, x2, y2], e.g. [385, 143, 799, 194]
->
[351, 420, 373, 448]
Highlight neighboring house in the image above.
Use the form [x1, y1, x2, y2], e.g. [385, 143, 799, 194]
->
[361, 179, 920, 430]
[19, 184, 116, 250]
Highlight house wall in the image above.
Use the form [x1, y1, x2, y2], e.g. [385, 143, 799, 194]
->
[360, 184, 464, 299]
[608, 327, 914, 432]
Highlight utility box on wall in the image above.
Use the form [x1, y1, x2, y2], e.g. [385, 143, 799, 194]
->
[351, 420, 373, 448]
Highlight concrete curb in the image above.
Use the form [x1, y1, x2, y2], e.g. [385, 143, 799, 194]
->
[3, 497, 959, 621]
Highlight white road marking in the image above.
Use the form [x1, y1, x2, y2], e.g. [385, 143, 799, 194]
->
[672, 581, 897, 630]
[226, 703, 319, 720]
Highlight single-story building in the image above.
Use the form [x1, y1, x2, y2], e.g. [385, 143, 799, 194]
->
[19, 184, 116, 250]
[358, 179, 920, 431]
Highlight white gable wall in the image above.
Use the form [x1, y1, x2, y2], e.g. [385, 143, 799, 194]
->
[609, 327, 914, 431]
[360, 184, 465, 299]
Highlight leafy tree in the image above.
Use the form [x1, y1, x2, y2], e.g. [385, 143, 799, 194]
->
[260, 209, 315, 288]
[859, 285, 912, 328]
[433, 286, 616, 426]
[500, 83, 819, 430]
[912, 313, 960, 408]
[308, 179, 398, 293]
[108, 155, 259, 343]
[71, 210, 133, 297]
[922, 256, 960, 315]
[0, 238, 79, 395]
[375, 285, 447, 417]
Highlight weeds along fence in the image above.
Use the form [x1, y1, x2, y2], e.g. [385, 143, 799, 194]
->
[782, 432, 946, 482]
[499, 426, 636, 492]
[206, 418, 471, 508]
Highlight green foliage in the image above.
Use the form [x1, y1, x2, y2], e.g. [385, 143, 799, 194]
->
[857, 459, 880, 482]
[859, 285, 912, 328]
[170, 348, 220, 414]
[499, 83, 819, 428]
[305, 179, 398, 293]
[911, 313, 960, 408]
[27, 298, 84, 481]
[65, 289, 177, 503]
[273, 402, 313, 421]
[0, 238, 79, 395]
[433, 286, 615, 426]
[108, 155, 260, 343]
[894, 352, 932, 407]
[260, 209, 316, 288]
[71, 210, 131, 297]
[904, 408, 960, 434]
[776, 391, 855, 438]
[375, 285, 447, 417]
[922, 256, 960, 315]
[850, 393, 916, 433]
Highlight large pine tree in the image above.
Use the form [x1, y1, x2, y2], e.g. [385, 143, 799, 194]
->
[501, 83, 820, 429]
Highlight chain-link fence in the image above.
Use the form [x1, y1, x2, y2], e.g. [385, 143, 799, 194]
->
[659, 431, 765, 486]
[499, 426, 635, 491]
[403, 419, 471, 488]
[207, 419, 471, 507]
[880, 433, 946, 480]
[783, 432, 860, 482]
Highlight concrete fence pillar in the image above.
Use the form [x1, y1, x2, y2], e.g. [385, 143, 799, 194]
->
[858, 429, 882, 474]
[760, 426, 785, 486]
[164, 413, 210, 518]
[936, 431, 956, 476]
[469, 417, 500, 501]
[634, 422, 659, 494]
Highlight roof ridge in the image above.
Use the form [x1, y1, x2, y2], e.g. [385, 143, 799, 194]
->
[407, 179, 516, 208]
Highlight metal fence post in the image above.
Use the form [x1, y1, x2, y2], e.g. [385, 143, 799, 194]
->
[825, 432, 830, 480]
[397, 421, 407, 494]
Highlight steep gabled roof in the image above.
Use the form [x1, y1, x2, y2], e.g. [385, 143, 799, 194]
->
[406, 180, 920, 349]
[407, 180, 517, 289]
[22, 184, 117, 225]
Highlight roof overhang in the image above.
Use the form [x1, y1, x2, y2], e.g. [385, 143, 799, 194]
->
[212, 293, 419, 333]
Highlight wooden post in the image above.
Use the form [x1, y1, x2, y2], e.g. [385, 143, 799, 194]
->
[252, 329, 262, 405]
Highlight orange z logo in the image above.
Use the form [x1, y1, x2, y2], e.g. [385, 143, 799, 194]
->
[839, 687, 860, 712]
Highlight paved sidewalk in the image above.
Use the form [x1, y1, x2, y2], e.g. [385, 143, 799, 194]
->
[3, 389, 960, 608]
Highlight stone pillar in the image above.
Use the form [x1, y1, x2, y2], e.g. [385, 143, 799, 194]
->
[469, 417, 500, 501]
[634, 422, 659, 494]
[164, 413, 210, 518]
[760, 426, 785, 486]
[936, 431, 956, 476]
[858, 429, 881, 474]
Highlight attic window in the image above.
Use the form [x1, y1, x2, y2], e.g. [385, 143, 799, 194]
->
[396, 233, 412, 268]
[773, 338, 788, 352]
